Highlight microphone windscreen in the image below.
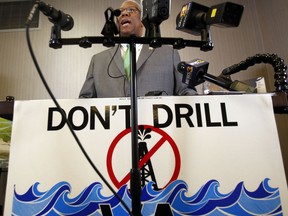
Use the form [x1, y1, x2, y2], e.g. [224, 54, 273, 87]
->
[114, 9, 121, 17]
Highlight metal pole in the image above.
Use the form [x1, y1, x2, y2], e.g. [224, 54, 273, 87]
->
[129, 39, 142, 216]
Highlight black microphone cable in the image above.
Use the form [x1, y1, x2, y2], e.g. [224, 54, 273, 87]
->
[26, 2, 133, 216]
[106, 44, 129, 96]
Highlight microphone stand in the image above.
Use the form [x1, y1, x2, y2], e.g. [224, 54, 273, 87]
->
[128, 38, 141, 216]
[49, 34, 206, 216]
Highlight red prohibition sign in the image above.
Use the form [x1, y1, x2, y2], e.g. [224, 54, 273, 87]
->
[107, 125, 181, 189]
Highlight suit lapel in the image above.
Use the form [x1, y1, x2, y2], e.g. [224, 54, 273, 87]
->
[108, 45, 125, 76]
[137, 44, 154, 70]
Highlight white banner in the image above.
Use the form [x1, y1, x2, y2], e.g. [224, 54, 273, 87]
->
[5, 95, 288, 215]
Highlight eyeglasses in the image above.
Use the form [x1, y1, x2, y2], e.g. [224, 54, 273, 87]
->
[119, 7, 140, 15]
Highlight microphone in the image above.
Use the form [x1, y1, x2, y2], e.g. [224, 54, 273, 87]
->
[178, 60, 257, 93]
[176, 1, 244, 35]
[178, 59, 209, 88]
[37, 1, 74, 31]
[141, 0, 171, 38]
[114, 9, 121, 17]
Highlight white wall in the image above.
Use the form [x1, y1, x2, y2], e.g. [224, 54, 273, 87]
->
[254, 0, 288, 180]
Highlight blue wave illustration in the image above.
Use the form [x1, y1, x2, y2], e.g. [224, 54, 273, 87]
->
[12, 178, 283, 215]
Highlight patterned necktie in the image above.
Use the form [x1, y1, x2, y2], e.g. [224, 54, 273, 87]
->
[123, 45, 130, 80]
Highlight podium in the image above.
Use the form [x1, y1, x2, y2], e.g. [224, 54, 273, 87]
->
[2, 94, 288, 215]
[0, 101, 13, 215]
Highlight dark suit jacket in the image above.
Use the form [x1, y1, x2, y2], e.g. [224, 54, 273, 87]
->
[79, 44, 197, 98]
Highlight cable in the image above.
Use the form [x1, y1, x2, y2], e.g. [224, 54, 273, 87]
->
[106, 44, 129, 96]
[26, 3, 133, 216]
[107, 44, 125, 79]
